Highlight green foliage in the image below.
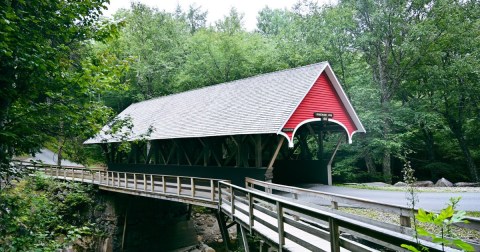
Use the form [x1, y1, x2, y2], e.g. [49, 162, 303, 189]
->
[0, 0, 127, 173]
[402, 197, 475, 252]
[0, 175, 99, 251]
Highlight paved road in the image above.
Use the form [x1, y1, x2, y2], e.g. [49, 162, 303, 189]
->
[295, 184, 480, 211]
[23, 148, 83, 167]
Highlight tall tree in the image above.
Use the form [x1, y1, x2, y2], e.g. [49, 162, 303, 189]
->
[343, 0, 438, 182]
[0, 0, 124, 177]
[110, 3, 189, 101]
[175, 8, 287, 90]
[408, 0, 480, 181]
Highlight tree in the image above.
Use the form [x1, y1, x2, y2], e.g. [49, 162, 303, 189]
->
[0, 0, 125, 177]
[340, 0, 443, 182]
[176, 9, 287, 91]
[407, 0, 480, 181]
[108, 3, 189, 102]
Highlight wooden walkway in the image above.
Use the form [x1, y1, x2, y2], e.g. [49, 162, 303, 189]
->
[16, 162, 470, 252]
[18, 162, 223, 208]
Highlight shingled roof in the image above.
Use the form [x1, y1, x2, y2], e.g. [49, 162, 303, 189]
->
[85, 62, 365, 146]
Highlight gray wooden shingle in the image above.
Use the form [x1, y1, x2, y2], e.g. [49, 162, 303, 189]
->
[85, 62, 328, 144]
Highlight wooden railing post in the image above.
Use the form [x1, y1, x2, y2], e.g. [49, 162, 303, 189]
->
[177, 177, 181, 195]
[162, 176, 166, 193]
[133, 173, 137, 190]
[400, 215, 411, 227]
[191, 178, 195, 197]
[106, 172, 109, 186]
[248, 192, 254, 231]
[218, 182, 223, 207]
[331, 200, 339, 210]
[210, 180, 215, 201]
[143, 174, 146, 191]
[124, 173, 127, 188]
[151, 175, 154, 192]
[329, 217, 340, 252]
[231, 185, 235, 216]
[277, 202, 285, 251]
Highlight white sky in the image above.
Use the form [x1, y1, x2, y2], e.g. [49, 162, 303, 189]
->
[104, 0, 336, 31]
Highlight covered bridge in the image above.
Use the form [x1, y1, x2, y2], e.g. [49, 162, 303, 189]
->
[85, 62, 365, 186]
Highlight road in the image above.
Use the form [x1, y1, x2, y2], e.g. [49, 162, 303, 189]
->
[295, 184, 480, 211]
[23, 148, 83, 167]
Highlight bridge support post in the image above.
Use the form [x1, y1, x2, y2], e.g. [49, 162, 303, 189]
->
[215, 211, 231, 250]
[239, 224, 250, 252]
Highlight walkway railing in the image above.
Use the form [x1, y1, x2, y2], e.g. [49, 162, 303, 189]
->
[219, 181, 448, 252]
[245, 178, 480, 232]
[16, 161, 224, 208]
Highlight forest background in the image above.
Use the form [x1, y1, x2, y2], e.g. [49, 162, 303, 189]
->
[1, 0, 479, 185]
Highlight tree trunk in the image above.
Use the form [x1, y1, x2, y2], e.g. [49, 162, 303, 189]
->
[57, 122, 64, 166]
[57, 145, 63, 166]
[421, 127, 435, 162]
[451, 125, 479, 182]
[364, 151, 376, 175]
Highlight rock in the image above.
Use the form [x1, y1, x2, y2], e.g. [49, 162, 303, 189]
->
[203, 247, 215, 252]
[454, 182, 480, 187]
[217, 239, 223, 243]
[393, 182, 407, 187]
[195, 213, 201, 217]
[435, 178, 453, 187]
[414, 181, 434, 187]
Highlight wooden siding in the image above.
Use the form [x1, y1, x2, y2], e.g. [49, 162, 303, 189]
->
[283, 73, 357, 140]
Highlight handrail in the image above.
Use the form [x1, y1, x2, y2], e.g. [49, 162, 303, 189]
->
[245, 178, 480, 232]
[219, 181, 450, 252]
[15, 161, 225, 208]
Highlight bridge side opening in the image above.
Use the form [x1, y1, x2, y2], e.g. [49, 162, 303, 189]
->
[273, 120, 346, 186]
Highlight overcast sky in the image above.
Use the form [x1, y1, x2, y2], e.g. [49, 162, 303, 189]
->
[104, 0, 336, 31]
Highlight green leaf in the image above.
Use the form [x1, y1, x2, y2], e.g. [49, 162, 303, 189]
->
[415, 227, 431, 237]
[453, 239, 475, 251]
[416, 209, 430, 222]
[401, 244, 421, 252]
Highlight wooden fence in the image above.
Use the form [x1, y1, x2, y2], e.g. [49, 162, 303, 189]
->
[219, 181, 451, 252]
[16, 161, 224, 208]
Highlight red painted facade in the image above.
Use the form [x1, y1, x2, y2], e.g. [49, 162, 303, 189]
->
[282, 73, 357, 142]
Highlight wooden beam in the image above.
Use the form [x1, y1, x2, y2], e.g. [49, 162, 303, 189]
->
[145, 141, 153, 164]
[255, 135, 262, 167]
[157, 142, 167, 164]
[166, 141, 176, 164]
[327, 134, 344, 186]
[266, 137, 285, 180]
[173, 139, 192, 165]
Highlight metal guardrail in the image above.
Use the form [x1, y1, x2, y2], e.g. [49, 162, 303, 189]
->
[245, 178, 480, 232]
[219, 181, 451, 252]
[15, 161, 224, 208]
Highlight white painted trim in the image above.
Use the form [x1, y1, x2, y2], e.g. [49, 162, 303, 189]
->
[276, 131, 294, 148]
[276, 63, 328, 136]
[323, 64, 366, 133]
[291, 118, 353, 144]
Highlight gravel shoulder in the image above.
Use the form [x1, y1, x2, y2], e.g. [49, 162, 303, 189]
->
[339, 183, 480, 193]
